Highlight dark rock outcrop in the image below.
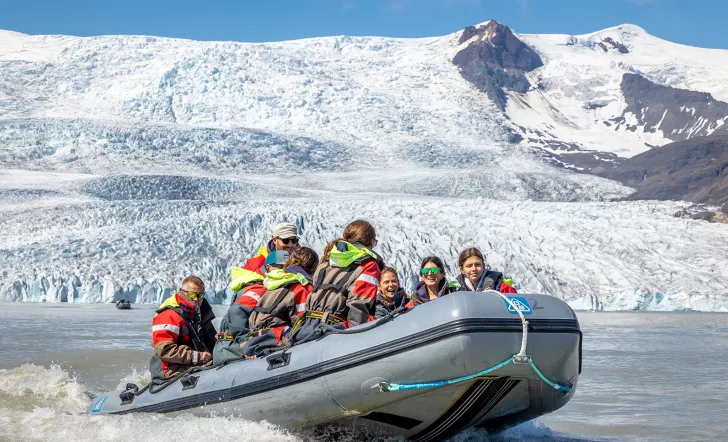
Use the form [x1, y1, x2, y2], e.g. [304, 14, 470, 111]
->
[454, 21, 543, 110]
[604, 134, 728, 205]
[603, 37, 629, 54]
[673, 204, 728, 223]
[615, 73, 728, 142]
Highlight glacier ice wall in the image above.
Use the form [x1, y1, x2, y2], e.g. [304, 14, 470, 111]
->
[1, 197, 726, 311]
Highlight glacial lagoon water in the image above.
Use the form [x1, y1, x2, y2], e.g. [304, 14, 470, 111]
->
[0, 304, 726, 442]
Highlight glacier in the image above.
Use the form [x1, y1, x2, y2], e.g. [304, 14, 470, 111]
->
[0, 25, 727, 311]
[1, 177, 727, 311]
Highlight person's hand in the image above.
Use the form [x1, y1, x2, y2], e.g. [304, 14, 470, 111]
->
[199, 351, 212, 364]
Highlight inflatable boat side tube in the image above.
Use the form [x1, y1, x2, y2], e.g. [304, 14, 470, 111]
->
[111, 317, 581, 415]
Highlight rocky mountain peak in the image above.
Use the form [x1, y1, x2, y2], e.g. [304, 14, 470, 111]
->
[458, 20, 510, 44]
[454, 21, 543, 110]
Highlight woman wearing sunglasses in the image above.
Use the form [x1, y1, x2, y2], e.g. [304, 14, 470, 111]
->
[406, 256, 456, 307]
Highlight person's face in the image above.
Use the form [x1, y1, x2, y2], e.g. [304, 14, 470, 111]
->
[180, 282, 205, 307]
[379, 271, 399, 299]
[420, 262, 443, 289]
[273, 236, 299, 253]
[461, 256, 484, 285]
[265, 263, 283, 274]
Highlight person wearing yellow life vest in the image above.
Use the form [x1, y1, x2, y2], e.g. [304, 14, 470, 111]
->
[241, 222, 300, 277]
[290, 220, 384, 344]
[229, 250, 289, 305]
[213, 250, 290, 364]
[243, 247, 319, 358]
[149, 276, 217, 382]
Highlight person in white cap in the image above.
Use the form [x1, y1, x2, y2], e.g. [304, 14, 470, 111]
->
[240, 222, 300, 277]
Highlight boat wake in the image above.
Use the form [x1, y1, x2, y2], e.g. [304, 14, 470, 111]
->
[0, 364, 598, 442]
[0, 364, 297, 442]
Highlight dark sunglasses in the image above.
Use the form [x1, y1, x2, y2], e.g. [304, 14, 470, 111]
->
[277, 237, 299, 245]
[421, 267, 441, 276]
[180, 289, 205, 300]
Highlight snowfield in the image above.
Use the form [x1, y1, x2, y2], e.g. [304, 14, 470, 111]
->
[0, 24, 727, 311]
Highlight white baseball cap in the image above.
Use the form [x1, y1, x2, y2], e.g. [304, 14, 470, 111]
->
[272, 222, 298, 239]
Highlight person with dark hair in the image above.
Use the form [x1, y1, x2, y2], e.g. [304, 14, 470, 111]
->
[453, 247, 517, 294]
[213, 251, 293, 364]
[242, 247, 320, 358]
[290, 220, 384, 343]
[150, 275, 217, 381]
[375, 266, 408, 318]
[406, 256, 457, 308]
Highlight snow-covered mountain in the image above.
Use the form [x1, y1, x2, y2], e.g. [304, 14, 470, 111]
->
[1, 23, 727, 311]
[512, 24, 728, 168]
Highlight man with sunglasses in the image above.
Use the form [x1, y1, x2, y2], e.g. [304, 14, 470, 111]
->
[150, 276, 217, 382]
[241, 222, 300, 277]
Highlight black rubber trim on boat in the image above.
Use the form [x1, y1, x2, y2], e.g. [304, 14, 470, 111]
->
[359, 411, 423, 430]
[110, 318, 580, 415]
[411, 378, 519, 442]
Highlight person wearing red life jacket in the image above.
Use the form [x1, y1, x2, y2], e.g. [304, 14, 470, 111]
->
[213, 250, 290, 364]
[150, 276, 217, 382]
[242, 222, 300, 277]
[452, 247, 517, 294]
[290, 220, 384, 344]
[243, 247, 319, 358]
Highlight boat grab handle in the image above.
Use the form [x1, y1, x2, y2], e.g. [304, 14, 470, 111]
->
[180, 375, 199, 391]
[266, 352, 291, 370]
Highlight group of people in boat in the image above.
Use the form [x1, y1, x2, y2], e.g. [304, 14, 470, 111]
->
[149, 220, 517, 382]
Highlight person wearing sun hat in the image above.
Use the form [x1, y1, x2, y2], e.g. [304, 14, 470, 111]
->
[240, 222, 300, 277]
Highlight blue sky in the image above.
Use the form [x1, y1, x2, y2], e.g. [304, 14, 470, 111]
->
[1, 0, 725, 49]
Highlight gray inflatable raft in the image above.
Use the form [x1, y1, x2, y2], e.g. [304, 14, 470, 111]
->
[88, 291, 581, 439]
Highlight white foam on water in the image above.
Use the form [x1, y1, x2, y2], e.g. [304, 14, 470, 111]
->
[0, 365, 584, 442]
[0, 364, 89, 410]
[114, 367, 151, 391]
[447, 421, 556, 442]
[0, 409, 302, 442]
[0, 364, 300, 442]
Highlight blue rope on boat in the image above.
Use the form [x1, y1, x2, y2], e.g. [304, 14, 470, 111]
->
[383, 356, 571, 393]
[528, 360, 571, 392]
